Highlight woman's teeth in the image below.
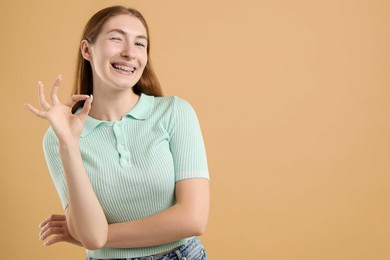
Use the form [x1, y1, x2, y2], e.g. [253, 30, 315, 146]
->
[112, 64, 135, 73]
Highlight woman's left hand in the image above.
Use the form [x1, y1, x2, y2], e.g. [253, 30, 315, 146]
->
[39, 214, 82, 247]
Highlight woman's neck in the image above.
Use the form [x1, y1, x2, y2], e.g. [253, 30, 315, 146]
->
[88, 89, 140, 122]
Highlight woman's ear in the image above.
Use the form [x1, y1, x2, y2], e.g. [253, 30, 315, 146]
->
[81, 40, 92, 61]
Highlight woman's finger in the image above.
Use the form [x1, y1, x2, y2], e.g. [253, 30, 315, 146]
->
[39, 220, 66, 238]
[38, 214, 66, 228]
[24, 103, 47, 118]
[43, 235, 66, 246]
[64, 94, 91, 108]
[38, 81, 51, 110]
[43, 234, 82, 247]
[40, 226, 64, 241]
[77, 95, 93, 121]
[49, 75, 62, 105]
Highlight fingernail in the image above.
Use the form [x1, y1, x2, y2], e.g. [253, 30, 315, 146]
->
[90, 94, 93, 102]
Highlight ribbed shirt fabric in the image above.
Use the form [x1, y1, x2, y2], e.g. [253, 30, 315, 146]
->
[42, 94, 209, 259]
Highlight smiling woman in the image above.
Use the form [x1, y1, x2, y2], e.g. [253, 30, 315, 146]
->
[79, 14, 150, 120]
[71, 6, 163, 115]
[24, 5, 209, 260]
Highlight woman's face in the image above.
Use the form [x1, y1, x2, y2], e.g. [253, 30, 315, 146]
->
[83, 14, 148, 93]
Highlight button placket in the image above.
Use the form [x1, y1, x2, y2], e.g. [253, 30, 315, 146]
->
[113, 122, 130, 167]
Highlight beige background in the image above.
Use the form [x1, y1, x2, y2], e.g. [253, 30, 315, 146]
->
[1, 0, 389, 259]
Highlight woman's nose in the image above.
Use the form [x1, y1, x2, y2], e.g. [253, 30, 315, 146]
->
[121, 44, 135, 59]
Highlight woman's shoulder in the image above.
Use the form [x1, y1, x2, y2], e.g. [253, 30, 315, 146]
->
[42, 127, 60, 156]
[42, 127, 58, 146]
[149, 95, 196, 123]
[154, 95, 199, 121]
[154, 95, 194, 110]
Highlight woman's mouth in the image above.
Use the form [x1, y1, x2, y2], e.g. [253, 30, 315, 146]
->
[111, 63, 136, 73]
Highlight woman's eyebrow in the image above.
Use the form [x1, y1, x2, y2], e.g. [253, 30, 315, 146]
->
[106, 28, 126, 35]
[106, 29, 147, 40]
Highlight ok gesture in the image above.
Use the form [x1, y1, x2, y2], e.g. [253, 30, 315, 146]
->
[24, 75, 92, 144]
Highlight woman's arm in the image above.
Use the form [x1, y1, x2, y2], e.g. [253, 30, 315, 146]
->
[26, 76, 108, 249]
[39, 178, 209, 248]
[106, 178, 209, 248]
[60, 141, 108, 249]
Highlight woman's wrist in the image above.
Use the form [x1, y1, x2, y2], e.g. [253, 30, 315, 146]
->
[59, 139, 80, 156]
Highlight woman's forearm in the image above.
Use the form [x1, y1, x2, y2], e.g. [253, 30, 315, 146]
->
[59, 140, 108, 250]
[106, 204, 205, 248]
[105, 179, 209, 248]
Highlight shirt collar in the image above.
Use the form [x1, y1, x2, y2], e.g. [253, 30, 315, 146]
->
[81, 93, 155, 138]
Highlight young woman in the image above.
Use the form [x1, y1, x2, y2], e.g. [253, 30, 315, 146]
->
[25, 6, 209, 260]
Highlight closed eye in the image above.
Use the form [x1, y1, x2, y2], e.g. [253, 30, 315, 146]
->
[110, 37, 123, 41]
[135, 42, 146, 48]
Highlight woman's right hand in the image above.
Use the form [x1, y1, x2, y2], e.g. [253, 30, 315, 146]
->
[24, 75, 93, 144]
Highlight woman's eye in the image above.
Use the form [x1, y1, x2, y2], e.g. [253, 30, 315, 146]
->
[135, 42, 146, 47]
[110, 37, 122, 41]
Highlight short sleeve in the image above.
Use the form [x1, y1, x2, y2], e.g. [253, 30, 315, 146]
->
[168, 97, 209, 181]
[42, 128, 68, 209]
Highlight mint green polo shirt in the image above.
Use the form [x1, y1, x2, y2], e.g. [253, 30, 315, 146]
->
[43, 94, 209, 258]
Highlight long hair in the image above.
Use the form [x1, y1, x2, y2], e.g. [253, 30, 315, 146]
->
[72, 6, 162, 113]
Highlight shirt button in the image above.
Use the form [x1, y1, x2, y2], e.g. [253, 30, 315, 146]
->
[182, 257, 186, 260]
[119, 144, 125, 150]
[121, 158, 129, 165]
